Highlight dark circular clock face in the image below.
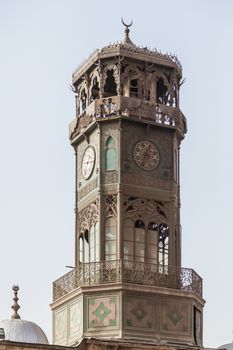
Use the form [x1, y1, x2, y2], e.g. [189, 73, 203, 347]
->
[133, 140, 160, 171]
[81, 146, 95, 179]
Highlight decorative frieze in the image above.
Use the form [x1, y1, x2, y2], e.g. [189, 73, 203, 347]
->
[78, 177, 98, 200]
[123, 196, 169, 225]
[122, 173, 171, 191]
[105, 194, 117, 218]
[79, 198, 99, 232]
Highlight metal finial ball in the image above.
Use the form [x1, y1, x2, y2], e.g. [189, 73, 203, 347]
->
[13, 285, 19, 292]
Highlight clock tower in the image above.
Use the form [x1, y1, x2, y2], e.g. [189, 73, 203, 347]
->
[51, 22, 204, 348]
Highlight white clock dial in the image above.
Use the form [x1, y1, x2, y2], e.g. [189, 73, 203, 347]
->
[81, 146, 95, 179]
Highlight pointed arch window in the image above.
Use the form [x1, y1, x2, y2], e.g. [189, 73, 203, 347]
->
[105, 136, 116, 171]
[104, 70, 117, 97]
[105, 217, 117, 261]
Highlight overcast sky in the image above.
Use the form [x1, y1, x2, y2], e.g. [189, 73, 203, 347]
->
[1, 0, 233, 347]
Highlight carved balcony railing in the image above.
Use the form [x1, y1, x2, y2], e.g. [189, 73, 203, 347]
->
[53, 260, 202, 301]
[69, 96, 187, 140]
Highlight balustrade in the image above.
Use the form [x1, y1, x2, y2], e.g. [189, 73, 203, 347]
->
[53, 260, 202, 301]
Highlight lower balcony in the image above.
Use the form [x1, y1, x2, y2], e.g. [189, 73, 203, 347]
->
[53, 260, 202, 302]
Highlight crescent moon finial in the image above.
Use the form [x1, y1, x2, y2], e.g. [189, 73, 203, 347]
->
[121, 18, 134, 45]
[121, 18, 133, 28]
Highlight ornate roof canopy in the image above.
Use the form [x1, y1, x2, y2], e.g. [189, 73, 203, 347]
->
[72, 20, 182, 85]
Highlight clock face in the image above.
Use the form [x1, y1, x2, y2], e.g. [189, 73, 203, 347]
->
[133, 140, 160, 171]
[81, 146, 96, 179]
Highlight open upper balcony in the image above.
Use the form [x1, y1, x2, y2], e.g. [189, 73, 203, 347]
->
[53, 260, 202, 302]
[69, 96, 187, 141]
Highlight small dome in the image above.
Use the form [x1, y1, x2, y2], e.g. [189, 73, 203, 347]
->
[0, 285, 48, 344]
[0, 319, 48, 344]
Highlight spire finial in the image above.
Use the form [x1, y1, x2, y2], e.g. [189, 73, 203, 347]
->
[11, 285, 21, 320]
[121, 18, 133, 45]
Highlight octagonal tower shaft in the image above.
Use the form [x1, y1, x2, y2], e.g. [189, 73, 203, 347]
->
[70, 40, 186, 271]
[51, 26, 204, 348]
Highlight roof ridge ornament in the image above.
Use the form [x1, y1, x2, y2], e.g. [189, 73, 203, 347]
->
[11, 285, 21, 320]
[121, 18, 134, 45]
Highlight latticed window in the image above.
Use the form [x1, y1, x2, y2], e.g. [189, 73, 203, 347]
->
[79, 223, 99, 263]
[105, 136, 116, 171]
[105, 217, 117, 261]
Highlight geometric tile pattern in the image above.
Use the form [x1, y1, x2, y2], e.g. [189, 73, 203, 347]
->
[52, 290, 202, 345]
[69, 300, 82, 336]
[88, 296, 117, 328]
[125, 297, 154, 329]
[54, 309, 67, 343]
[160, 301, 190, 334]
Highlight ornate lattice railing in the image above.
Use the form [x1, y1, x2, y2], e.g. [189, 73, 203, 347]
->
[53, 261, 202, 301]
[69, 96, 187, 140]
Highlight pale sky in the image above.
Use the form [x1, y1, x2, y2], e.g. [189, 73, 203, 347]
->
[0, 0, 233, 347]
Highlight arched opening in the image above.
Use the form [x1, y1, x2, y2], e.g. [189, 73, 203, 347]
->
[105, 136, 116, 171]
[90, 77, 100, 102]
[105, 217, 117, 261]
[104, 70, 117, 97]
[156, 78, 168, 104]
[80, 88, 87, 113]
